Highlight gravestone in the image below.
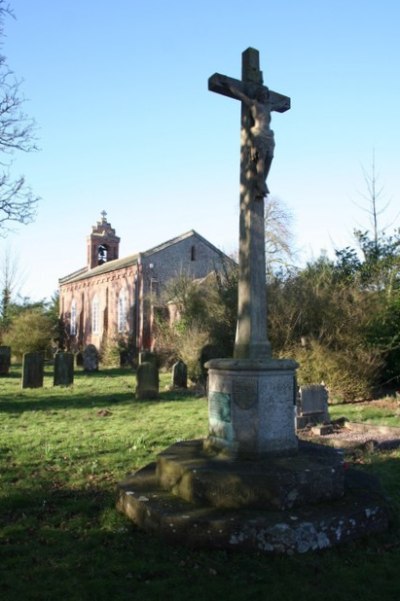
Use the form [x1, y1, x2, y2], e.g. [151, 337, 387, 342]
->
[53, 352, 74, 386]
[139, 351, 158, 368]
[82, 344, 99, 372]
[296, 384, 330, 429]
[117, 48, 389, 553]
[22, 352, 44, 388]
[171, 360, 187, 388]
[0, 346, 11, 375]
[136, 361, 159, 400]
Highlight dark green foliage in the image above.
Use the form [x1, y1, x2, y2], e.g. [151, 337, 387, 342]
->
[2, 305, 57, 360]
[269, 229, 400, 399]
[156, 228, 399, 398]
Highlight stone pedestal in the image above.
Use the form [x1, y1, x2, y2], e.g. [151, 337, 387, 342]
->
[205, 358, 298, 456]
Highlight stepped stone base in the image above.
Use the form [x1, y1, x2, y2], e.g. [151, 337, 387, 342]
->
[116, 439, 390, 554]
[156, 439, 344, 510]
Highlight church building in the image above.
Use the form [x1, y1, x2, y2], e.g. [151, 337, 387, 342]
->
[59, 213, 232, 357]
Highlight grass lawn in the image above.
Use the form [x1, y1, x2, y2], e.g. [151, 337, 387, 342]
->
[1, 365, 400, 601]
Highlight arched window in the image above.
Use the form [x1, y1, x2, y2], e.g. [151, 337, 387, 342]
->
[92, 295, 100, 334]
[118, 289, 127, 333]
[70, 299, 77, 336]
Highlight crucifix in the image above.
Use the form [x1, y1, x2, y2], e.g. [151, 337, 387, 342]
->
[209, 48, 290, 360]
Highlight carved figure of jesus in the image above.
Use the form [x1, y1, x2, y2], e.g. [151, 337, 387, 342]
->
[224, 82, 275, 197]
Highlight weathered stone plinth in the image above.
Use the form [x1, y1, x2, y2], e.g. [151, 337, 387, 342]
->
[205, 358, 298, 456]
[117, 439, 389, 554]
[156, 439, 344, 510]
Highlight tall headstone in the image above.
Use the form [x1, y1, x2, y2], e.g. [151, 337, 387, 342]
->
[53, 352, 74, 386]
[0, 346, 11, 375]
[206, 48, 297, 456]
[22, 352, 44, 389]
[136, 361, 159, 400]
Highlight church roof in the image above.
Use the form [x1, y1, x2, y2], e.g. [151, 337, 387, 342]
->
[59, 252, 139, 285]
[59, 229, 229, 286]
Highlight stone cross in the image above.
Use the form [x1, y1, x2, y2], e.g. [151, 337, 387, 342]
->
[209, 48, 290, 360]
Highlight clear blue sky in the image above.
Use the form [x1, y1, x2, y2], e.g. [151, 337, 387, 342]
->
[1, 0, 399, 301]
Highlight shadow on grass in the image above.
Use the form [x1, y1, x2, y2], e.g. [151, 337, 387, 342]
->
[1, 456, 400, 601]
[0, 367, 203, 414]
[0, 391, 137, 413]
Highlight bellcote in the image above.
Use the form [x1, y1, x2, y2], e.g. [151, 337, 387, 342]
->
[87, 211, 120, 269]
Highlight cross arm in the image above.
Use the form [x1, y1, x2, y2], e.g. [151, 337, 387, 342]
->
[269, 91, 291, 113]
[208, 73, 291, 113]
[208, 73, 246, 99]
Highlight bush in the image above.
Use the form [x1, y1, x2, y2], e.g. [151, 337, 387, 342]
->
[289, 340, 384, 402]
[3, 308, 55, 360]
[268, 254, 388, 400]
[100, 336, 135, 367]
[154, 267, 237, 380]
[176, 326, 211, 382]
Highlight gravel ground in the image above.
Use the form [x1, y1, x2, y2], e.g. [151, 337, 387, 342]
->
[298, 418, 400, 451]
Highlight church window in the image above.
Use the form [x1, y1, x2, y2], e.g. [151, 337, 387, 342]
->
[70, 299, 77, 336]
[118, 289, 127, 333]
[191, 245, 196, 261]
[92, 296, 100, 334]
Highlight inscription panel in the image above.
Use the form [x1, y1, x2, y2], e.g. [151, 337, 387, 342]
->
[232, 378, 258, 410]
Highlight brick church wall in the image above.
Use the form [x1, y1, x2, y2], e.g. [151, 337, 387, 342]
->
[59, 225, 233, 356]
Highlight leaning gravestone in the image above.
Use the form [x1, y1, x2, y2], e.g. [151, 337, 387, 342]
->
[22, 352, 44, 389]
[117, 48, 389, 553]
[0, 346, 11, 375]
[136, 361, 159, 400]
[53, 352, 74, 386]
[171, 360, 187, 388]
[82, 344, 99, 372]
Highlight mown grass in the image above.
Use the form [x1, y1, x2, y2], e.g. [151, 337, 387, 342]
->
[1, 366, 400, 601]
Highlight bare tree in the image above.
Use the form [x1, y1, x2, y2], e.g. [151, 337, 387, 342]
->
[355, 150, 396, 251]
[0, 246, 24, 329]
[264, 195, 295, 271]
[0, 2, 39, 233]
